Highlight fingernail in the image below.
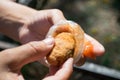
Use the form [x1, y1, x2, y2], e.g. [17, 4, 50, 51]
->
[43, 37, 54, 45]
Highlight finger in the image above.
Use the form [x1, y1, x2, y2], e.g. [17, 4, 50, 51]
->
[48, 58, 74, 76]
[54, 58, 73, 80]
[2, 37, 54, 70]
[85, 34, 105, 56]
[47, 9, 66, 24]
[47, 65, 59, 76]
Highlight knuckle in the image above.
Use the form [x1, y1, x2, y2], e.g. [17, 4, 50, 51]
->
[28, 41, 47, 54]
[49, 9, 65, 24]
[51, 9, 63, 15]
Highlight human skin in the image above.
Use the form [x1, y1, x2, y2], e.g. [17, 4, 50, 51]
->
[0, 0, 105, 80]
[0, 37, 74, 80]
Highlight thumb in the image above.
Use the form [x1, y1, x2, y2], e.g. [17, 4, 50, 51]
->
[1, 37, 54, 71]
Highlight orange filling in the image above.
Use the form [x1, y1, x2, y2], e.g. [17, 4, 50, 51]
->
[83, 40, 95, 59]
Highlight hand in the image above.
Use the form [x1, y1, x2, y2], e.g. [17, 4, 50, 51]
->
[18, 9, 104, 57]
[0, 1, 104, 56]
[0, 36, 104, 80]
[17, 9, 104, 54]
[0, 38, 54, 80]
[0, 38, 51, 79]
[0, 37, 73, 80]
[19, 9, 65, 44]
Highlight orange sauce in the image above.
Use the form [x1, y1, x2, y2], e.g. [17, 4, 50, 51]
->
[83, 40, 95, 59]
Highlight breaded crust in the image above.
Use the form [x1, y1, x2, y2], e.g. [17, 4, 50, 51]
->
[46, 20, 84, 66]
[47, 32, 75, 66]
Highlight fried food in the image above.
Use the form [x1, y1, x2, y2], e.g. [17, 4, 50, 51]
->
[47, 32, 75, 66]
[46, 20, 84, 66]
[46, 20, 96, 66]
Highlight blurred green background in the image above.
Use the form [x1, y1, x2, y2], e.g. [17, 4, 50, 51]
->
[4, 0, 120, 79]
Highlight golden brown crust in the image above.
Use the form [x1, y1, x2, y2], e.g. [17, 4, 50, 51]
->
[47, 32, 75, 66]
[46, 20, 84, 66]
